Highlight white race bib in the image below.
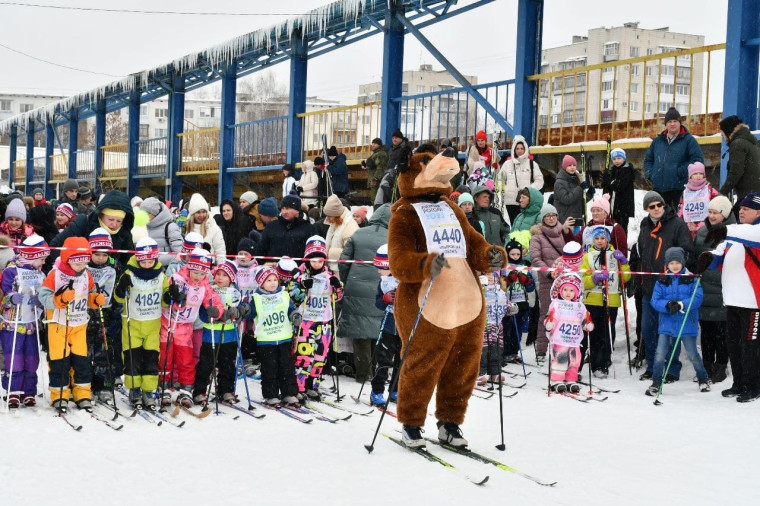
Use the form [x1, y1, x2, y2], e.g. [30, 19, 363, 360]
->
[127, 274, 165, 321]
[52, 270, 90, 326]
[303, 273, 332, 322]
[682, 187, 710, 223]
[550, 300, 586, 347]
[411, 202, 467, 258]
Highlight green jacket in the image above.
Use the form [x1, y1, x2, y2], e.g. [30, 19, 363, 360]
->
[366, 146, 388, 200]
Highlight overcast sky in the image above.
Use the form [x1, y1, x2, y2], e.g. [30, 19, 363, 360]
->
[0, 0, 728, 105]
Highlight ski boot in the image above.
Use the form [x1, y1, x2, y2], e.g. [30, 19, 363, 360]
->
[699, 380, 711, 393]
[282, 395, 300, 407]
[222, 392, 237, 404]
[6, 393, 20, 409]
[95, 390, 114, 403]
[160, 389, 172, 407]
[389, 391, 397, 403]
[193, 393, 208, 406]
[552, 383, 567, 393]
[113, 376, 124, 388]
[265, 397, 281, 407]
[142, 392, 157, 411]
[401, 425, 426, 449]
[369, 391, 386, 406]
[535, 353, 546, 364]
[645, 383, 661, 397]
[437, 421, 468, 448]
[306, 389, 321, 402]
[52, 398, 68, 413]
[177, 386, 194, 408]
[23, 395, 36, 407]
[129, 388, 143, 409]
[76, 398, 93, 412]
[568, 383, 581, 394]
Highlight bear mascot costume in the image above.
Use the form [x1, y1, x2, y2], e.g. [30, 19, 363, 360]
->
[388, 143, 507, 449]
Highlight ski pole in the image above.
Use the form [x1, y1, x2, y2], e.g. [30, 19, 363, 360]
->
[56, 280, 74, 411]
[202, 314, 221, 414]
[235, 321, 254, 411]
[495, 289, 506, 452]
[95, 283, 118, 414]
[124, 289, 137, 406]
[4, 289, 22, 412]
[653, 278, 702, 406]
[602, 277, 616, 380]
[160, 302, 175, 402]
[330, 294, 341, 402]
[619, 274, 633, 375]
[512, 314, 527, 379]
[585, 328, 593, 396]
[365, 276, 435, 454]
[31, 287, 46, 400]
[355, 308, 389, 404]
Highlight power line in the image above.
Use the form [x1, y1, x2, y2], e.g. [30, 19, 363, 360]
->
[0, 2, 315, 16]
[0, 42, 125, 77]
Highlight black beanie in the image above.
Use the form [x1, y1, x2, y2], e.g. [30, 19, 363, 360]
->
[237, 237, 256, 255]
[328, 146, 338, 157]
[664, 107, 681, 123]
[391, 129, 404, 139]
[719, 115, 742, 137]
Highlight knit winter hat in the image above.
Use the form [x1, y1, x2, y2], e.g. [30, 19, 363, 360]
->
[371, 137, 383, 146]
[475, 130, 488, 141]
[739, 192, 760, 210]
[539, 204, 558, 223]
[88, 227, 113, 251]
[590, 225, 611, 241]
[458, 193, 475, 207]
[214, 259, 238, 284]
[77, 187, 92, 200]
[473, 185, 493, 200]
[562, 241, 583, 267]
[140, 197, 163, 217]
[56, 203, 75, 221]
[130, 196, 143, 208]
[664, 107, 681, 123]
[590, 194, 611, 216]
[562, 155, 577, 170]
[134, 237, 159, 262]
[555, 272, 582, 302]
[255, 266, 278, 287]
[643, 191, 665, 209]
[187, 248, 212, 273]
[19, 234, 49, 261]
[239, 191, 258, 206]
[258, 197, 279, 218]
[237, 237, 256, 256]
[63, 179, 79, 193]
[719, 115, 742, 137]
[449, 191, 462, 202]
[688, 161, 706, 178]
[276, 257, 298, 281]
[323, 194, 345, 217]
[707, 195, 733, 220]
[304, 235, 327, 259]
[187, 193, 209, 218]
[32, 188, 43, 196]
[61, 236, 91, 265]
[327, 146, 339, 157]
[281, 194, 302, 211]
[353, 207, 368, 221]
[664, 246, 685, 266]
[391, 129, 404, 140]
[610, 148, 626, 161]
[505, 239, 523, 261]
[373, 244, 389, 269]
[5, 198, 26, 222]
[182, 232, 205, 254]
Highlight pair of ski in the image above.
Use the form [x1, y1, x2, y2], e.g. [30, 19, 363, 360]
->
[384, 433, 557, 487]
[544, 388, 608, 402]
[113, 388, 186, 426]
[537, 372, 621, 394]
[350, 394, 397, 417]
[474, 386, 520, 398]
[53, 403, 122, 431]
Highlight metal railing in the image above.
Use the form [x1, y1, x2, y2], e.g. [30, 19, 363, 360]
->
[232, 115, 288, 170]
[136, 137, 168, 176]
[32, 156, 45, 182]
[13, 160, 25, 184]
[299, 102, 382, 161]
[101, 143, 127, 179]
[76, 149, 96, 180]
[49, 153, 68, 182]
[178, 127, 220, 173]
[394, 80, 515, 150]
[529, 43, 725, 145]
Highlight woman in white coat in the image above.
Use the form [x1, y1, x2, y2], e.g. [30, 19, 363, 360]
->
[295, 160, 319, 208]
[183, 193, 226, 265]
[323, 194, 359, 276]
[495, 134, 544, 224]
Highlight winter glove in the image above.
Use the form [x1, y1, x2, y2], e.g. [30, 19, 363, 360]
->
[592, 271, 609, 284]
[696, 252, 714, 274]
[238, 303, 252, 320]
[88, 292, 106, 308]
[583, 322, 595, 332]
[506, 302, 519, 317]
[429, 254, 450, 279]
[488, 248, 506, 270]
[705, 224, 728, 248]
[290, 312, 303, 328]
[517, 273, 529, 285]
[580, 181, 589, 190]
[53, 281, 75, 308]
[382, 291, 396, 304]
[329, 276, 342, 289]
[301, 278, 314, 290]
[586, 188, 596, 203]
[506, 271, 519, 283]
[9, 293, 24, 305]
[612, 250, 628, 265]
[224, 307, 240, 321]
[666, 300, 684, 315]
[166, 281, 182, 302]
[544, 320, 555, 331]
[206, 305, 220, 320]
[28, 294, 43, 309]
[115, 274, 133, 297]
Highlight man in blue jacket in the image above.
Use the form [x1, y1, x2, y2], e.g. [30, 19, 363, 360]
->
[327, 146, 349, 199]
[644, 107, 704, 210]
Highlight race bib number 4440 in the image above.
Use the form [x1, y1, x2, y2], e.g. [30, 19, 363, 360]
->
[412, 202, 467, 258]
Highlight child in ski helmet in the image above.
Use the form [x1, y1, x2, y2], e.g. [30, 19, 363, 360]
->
[370, 244, 400, 406]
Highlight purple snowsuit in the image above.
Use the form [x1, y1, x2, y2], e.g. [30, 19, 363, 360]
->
[1, 264, 44, 396]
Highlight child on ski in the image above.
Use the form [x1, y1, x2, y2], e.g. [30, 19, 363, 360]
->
[193, 259, 252, 405]
[159, 248, 223, 408]
[39, 236, 107, 412]
[478, 271, 510, 385]
[291, 236, 343, 401]
[235, 237, 260, 377]
[601, 148, 635, 234]
[371, 244, 400, 406]
[86, 228, 123, 403]
[580, 226, 631, 378]
[0, 235, 49, 408]
[501, 239, 535, 364]
[544, 272, 593, 393]
[646, 247, 709, 396]
[677, 162, 720, 239]
[250, 266, 300, 407]
[112, 238, 168, 410]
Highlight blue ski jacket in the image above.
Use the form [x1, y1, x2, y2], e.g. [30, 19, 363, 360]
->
[650, 268, 703, 337]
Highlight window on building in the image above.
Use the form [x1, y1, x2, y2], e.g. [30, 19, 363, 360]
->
[660, 102, 673, 112]
[140, 106, 148, 116]
[647, 48, 655, 56]
[676, 67, 691, 79]
[646, 103, 653, 113]
[631, 83, 639, 94]
[199, 107, 215, 118]
[602, 81, 614, 92]
[313, 133, 320, 143]
[563, 110, 573, 123]
[551, 113, 560, 124]
[155, 128, 167, 137]
[630, 64, 640, 76]
[401, 83, 409, 95]
[539, 115, 548, 127]
[575, 110, 585, 123]
[661, 65, 675, 76]
[19, 103, 34, 113]
[602, 99, 611, 109]
[630, 101, 639, 112]
[155, 108, 168, 118]
[139, 125, 149, 138]
[363, 115, 370, 125]
[660, 84, 674, 95]
[416, 85, 425, 94]
[646, 66, 656, 77]
[629, 46, 640, 57]
[676, 84, 689, 95]
[576, 72, 587, 87]
[363, 135, 370, 145]
[0, 100, 11, 111]
[185, 109, 194, 119]
[604, 42, 619, 58]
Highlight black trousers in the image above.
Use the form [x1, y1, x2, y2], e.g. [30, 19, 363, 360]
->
[726, 306, 760, 391]
[371, 332, 400, 394]
[586, 305, 618, 373]
[194, 341, 238, 397]
[699, 320, 729, 367]
[259, 342, 298, 400]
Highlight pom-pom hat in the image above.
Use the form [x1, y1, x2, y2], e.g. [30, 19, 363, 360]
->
[187, 248, 211, 273]
[134, 237, 159, 262]
[56, 203, 76, 221]
[255, 266, 278, 287]
[182, 232, 205, 254]
[304, 235, 327, 259]
[276, 257, 298, 281]
[555, 272, 582, 302]
[374, 244, 389, 269]
[562, 241, 583, 267]
[214, 259, 238, 284]
[19, 234, 50, 261]
[88, 227, 113, 251]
